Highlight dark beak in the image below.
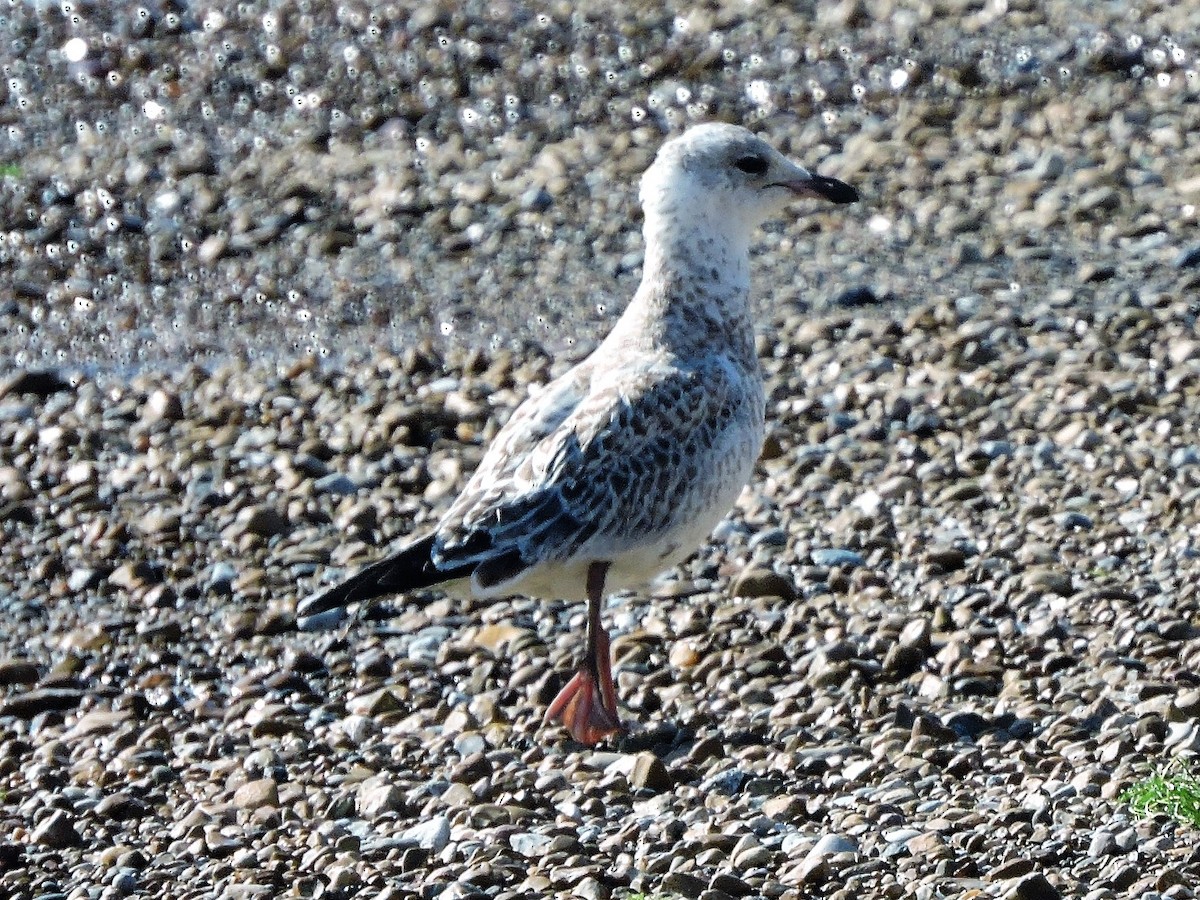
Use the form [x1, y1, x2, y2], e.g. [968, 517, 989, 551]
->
[787, 174, 859, 205]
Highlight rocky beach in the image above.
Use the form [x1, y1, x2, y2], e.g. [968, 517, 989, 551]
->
[3, 0, 1200, 898]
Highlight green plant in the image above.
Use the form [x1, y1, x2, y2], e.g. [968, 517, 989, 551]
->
[0, 163, 19, 177]
[1121, 762, 1200, 828]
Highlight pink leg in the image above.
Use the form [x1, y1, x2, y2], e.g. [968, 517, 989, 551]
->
[544, 561, 624, 744]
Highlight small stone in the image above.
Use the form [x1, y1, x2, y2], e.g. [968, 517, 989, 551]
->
[94, 792, 150, 821]
[0, 368, 70, 400]
[313, 472, 358, 495]
[1088, 831, 1116, 858]
[660, 872, 707, 897]
[1077, 261, 1116, 283]
[629, 752, 673, 792]
[1173, 688, 1200, 718]
[0, 843, 23, 872]
[906, 832, 947, 855]
[573, 876, 609, 900]
[510, 831, 554, 858]
[32, 809, 82, 848]
[398, 815, 450, 853]
[326, 866, 362, 894]
[832, 285, 877, 308]
[806, 833, 858, 858]
[1006, 873, 1061, 900]
[197, 233, 229, 264]
[709, 873, 752, 897]
[1021, 567, 1073, 596]
[230, 504, 291, 539]
[0, 687, 86, 718]
[143, 388, 184, 423]
[730, 566, 797, 600]
[232, 778, 279, 810]
[0, 658, 39, 685]
[67, 567, 104, 593]
[990, 859, 1037, 880]
[810, 548, 864, 568]
[898, 618, 932, 650]
[1173, 245, 1200, 269]
[358, 777, 407, 818]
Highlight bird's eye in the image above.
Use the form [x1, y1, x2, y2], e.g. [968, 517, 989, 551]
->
[734, 155, 768, 175]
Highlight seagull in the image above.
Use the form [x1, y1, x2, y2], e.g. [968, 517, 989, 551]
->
[297, 123, 858, 744]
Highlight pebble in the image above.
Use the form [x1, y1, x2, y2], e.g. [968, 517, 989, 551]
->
[809, 548, 865, 568]
[31, 810, 82, 849]
[398, 816, 451, 854]
[232, 779, 279, 810]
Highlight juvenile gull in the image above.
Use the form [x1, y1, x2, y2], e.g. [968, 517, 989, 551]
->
[297, 123, 857, 744]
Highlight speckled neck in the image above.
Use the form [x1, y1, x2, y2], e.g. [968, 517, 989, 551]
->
[604, 205, 758, 367]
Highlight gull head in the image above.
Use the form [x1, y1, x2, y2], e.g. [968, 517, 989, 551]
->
[639, 123, 857, 236]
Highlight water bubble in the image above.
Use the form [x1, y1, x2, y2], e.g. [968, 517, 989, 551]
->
[889, 68, 909, 90]
[1127, 34, 1143, 51]
[746, 80, 770, 105]
[1157, 72, 1172, 88]
[631, 106, 646, 122]
[62, 37, 88, 63]
[440, 321, 454, 336]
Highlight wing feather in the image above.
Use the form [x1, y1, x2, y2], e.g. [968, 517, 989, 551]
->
[431, 353, 760, 576]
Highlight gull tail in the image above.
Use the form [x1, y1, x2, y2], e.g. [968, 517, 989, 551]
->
[296, 533, 469, 627]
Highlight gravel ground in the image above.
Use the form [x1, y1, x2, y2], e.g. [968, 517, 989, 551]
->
[4, 1, 1200, 898]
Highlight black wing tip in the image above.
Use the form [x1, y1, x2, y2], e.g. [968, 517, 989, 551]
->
[294, 577, 357, 626]
[294, 532, 449, 627]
